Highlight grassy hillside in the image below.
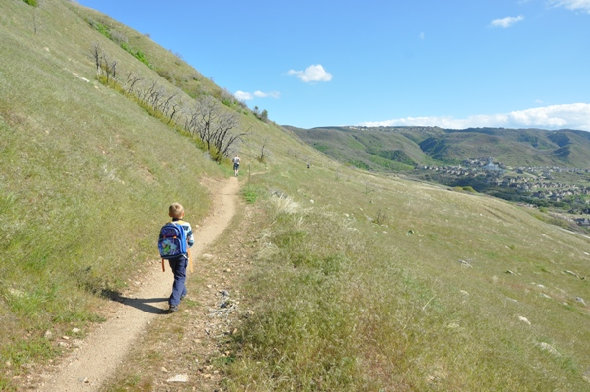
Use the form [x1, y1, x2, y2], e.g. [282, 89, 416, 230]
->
[2, 1, 590, 391]
[0, 0, 229, 386]
[220, 163, 590, 391]
[291, 126, 590, 169]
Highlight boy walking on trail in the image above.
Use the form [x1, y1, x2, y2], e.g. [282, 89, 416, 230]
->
[162, 202, 194, 313]
[232, 155, 240, 177]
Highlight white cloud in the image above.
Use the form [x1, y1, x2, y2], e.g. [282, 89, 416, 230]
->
[288, 64, 333, 83]
[234, 90, 280, 101]
[359, 103, 590, 131]
[234, 90, 253, 101]
[254, 90, 280, 99]
[549, 0, 590, 13]
[491, 15, 524, 28]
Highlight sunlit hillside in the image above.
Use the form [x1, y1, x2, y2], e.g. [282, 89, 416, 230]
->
[1, 1, 589, 391]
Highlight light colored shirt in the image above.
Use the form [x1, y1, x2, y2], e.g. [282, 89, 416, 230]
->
[172, 219, 194, 248]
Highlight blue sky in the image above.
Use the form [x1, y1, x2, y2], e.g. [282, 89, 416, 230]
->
[77, 0, 590, 130]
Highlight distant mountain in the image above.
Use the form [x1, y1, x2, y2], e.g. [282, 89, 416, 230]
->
[287, 126, 590, 170]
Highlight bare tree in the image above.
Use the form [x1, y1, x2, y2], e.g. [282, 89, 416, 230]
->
[99, 52, 117, 83]
[193, 96, 219, 151]
[168, 101, 181, 124]
[91, 43, 102, 76]
[212, 112, 242, 159]
[258, 138, 268, 162]
[186, 96, 246, 161]
[124, 72, 142, 95]
[161, 93, 176, 115]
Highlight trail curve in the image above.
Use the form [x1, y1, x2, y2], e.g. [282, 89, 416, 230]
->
[38, 176, 239, 392]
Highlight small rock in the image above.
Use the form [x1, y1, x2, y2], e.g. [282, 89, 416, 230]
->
[224, 268, 232, 273]
[62, 336, 70, 340]
[161, 367, 169, 373]
[575, 297, 586, 306]
[72, 328, 81, 334]
[458, 259, 472, 267]
[44, 330, 53, 339]
[167, 374, 189, 383]
[460, 290, 469, 296]
[564, 270, 582, 279]
[505, 270, 514, 275]
[518, 315, 531, 325]
[537, 342, 560, 356]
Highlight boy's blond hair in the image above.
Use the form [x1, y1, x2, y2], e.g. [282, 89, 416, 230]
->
[168, 202, 184, 219]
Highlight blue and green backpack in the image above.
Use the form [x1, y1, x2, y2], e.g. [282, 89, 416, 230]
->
[158, 222, 187, 259]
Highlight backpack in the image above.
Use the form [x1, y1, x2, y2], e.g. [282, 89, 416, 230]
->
[158, 222, 187, 259]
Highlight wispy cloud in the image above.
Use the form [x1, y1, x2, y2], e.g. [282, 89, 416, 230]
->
[288, 64, 333, 83]
[359, 103, 590, 131]
[254, 90, 280, 99]
[234, 90, 280, 101]
[491, 15, 524, 28]
[549, 0, 590, 14]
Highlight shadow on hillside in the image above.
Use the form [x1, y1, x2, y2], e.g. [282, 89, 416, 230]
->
[101, 289, 168, 314]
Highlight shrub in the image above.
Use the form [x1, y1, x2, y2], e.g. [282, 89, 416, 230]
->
[93, 22, 111, 39]
[242, 187, 258, 204]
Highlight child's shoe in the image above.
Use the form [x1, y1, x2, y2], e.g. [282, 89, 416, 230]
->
[168, 305, 179, 313]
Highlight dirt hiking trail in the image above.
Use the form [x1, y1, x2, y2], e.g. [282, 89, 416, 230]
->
[38, 177, 240, 392]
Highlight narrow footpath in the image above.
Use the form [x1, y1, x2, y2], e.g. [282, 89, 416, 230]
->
[38, 177, 240, 392]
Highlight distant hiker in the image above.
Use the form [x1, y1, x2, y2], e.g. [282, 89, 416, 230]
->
[158, 202, 195, 313]
[232, 155, 241, 176]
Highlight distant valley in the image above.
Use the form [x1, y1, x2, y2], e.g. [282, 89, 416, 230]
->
[289, 126, 590, 227]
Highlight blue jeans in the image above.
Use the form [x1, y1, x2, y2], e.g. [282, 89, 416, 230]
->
[168, 256, 188, 306]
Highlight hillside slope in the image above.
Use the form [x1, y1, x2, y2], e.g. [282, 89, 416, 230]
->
[290, 125, 590, 169]
[1, 1, 590, 391]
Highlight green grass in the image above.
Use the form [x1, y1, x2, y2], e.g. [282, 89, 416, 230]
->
[0, 1, 222, 387]
[2, 1, 590, 391]
[218, 164, 590, 391]
[242, 185, 259, 204]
